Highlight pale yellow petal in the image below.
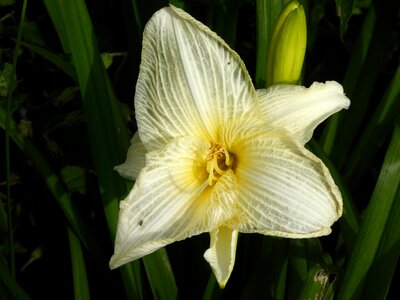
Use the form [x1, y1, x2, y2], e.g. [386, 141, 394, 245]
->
[204, 226, 239, 288]
[257, 81, 350, 145]
[110, 137, 238, 268]
[114, 131, 146, 181]
[135, 6, 258, 151]
[232, 130, 342, 238]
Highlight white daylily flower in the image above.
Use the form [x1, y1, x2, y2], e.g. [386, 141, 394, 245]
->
[109, 5, 350, 288]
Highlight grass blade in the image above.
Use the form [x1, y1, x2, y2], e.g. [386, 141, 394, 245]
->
[143, 250, 178, 300]
[308, 139, 360, 253]
[202, 273, 220, 300]
[362, 185, 400, 298]
[42, 0, 143, 298]
[19, 40, 77, 81]
[68, 228, 90, 300]
[320, 4, 375, 155]
[42, 0, 179, 298]
[40, 0, 71, 53]
[265, 238, 288, 300]
[337, 125, 400, 299]
[344, 65, 400, 184]
[287, 239, 308, 299]
[335, 0, 355, 38]
[0, 260, 31, 300]
[131, 0, 144, 34]
[240, 237, 288, 299]
[326, 1, 399, 167]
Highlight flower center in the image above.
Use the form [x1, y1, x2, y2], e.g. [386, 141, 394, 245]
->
[206, 142, 234, 186]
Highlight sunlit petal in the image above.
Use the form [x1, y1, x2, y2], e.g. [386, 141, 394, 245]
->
[204, 226, 239, 288]
[257, 81, 350, 145]
[114, 131, 146, 181]
[232, 130, 343, 238]
[135, 6, 258, 151]
[110, 136, 238, 268]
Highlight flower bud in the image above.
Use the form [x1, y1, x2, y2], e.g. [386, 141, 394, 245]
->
[267, 1, 307, 86]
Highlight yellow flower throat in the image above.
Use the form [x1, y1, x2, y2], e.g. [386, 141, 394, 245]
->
[206, 142, 234, 186]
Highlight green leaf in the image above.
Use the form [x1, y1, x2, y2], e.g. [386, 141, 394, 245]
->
[0, 63, 15, 97]
[143, 249, 178, 300]
[202, 274, 220, 300]
[68, 228, 90, 300]
[307, 0, 327, 49]
[344, 65, 400, 184]
[240, 237, 287, 299]
[0, 105, 106, 266]
[0, 193, 7, 233]
[42, 0, 144, 298]
[42, 1, 180, 298]
[101, 52, 114, 69]
[40, 0, 71, 54]
[0, 260, 31, 300]
[319, 3, 375, 155]
[61, 166, 86, 195]
[53, 87, 81, 106]
[298, 265, 335, 300]
[42, 0, 130, 225]
[308, 139, 360, 254]
[337, 125, 400, 299]
[20, 22, 47, 47]
[264, 238, 288, 300]
[362, 185, 400, 299]
[335, 0, 355, 38]
[169, 0, 185, 9]
[0, 0, 15, 7]
[287, 239, 308, 299]
[341, 4, 375, 99]
[205, 5, 238, 48]
[323, 1, 400, 167]
[131, 0, 144, 34]
[19, 40, 77, 81]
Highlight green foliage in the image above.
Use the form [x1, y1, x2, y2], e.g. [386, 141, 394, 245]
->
[0, 0, 399, 299]
[335, 0, 355, 37]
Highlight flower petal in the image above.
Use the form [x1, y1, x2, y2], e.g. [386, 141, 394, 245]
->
[114, 131, 146, 181]
[257, 81, 350, 145]
[204, 226, 239, 288]
[232, 130, 342, 238]
[110, 136, 239, 268]
[135, 5, 258, 151]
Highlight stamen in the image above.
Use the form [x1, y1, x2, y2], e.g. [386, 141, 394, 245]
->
[206, 142, 234, 186]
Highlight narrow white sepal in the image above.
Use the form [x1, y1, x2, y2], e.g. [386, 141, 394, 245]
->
[204, 226, 239, 288]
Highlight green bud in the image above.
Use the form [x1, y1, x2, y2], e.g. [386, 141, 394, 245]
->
[267, 1, 307, 86]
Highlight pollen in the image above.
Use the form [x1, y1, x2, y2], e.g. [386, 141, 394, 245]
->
[206, 142, 234, 186]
